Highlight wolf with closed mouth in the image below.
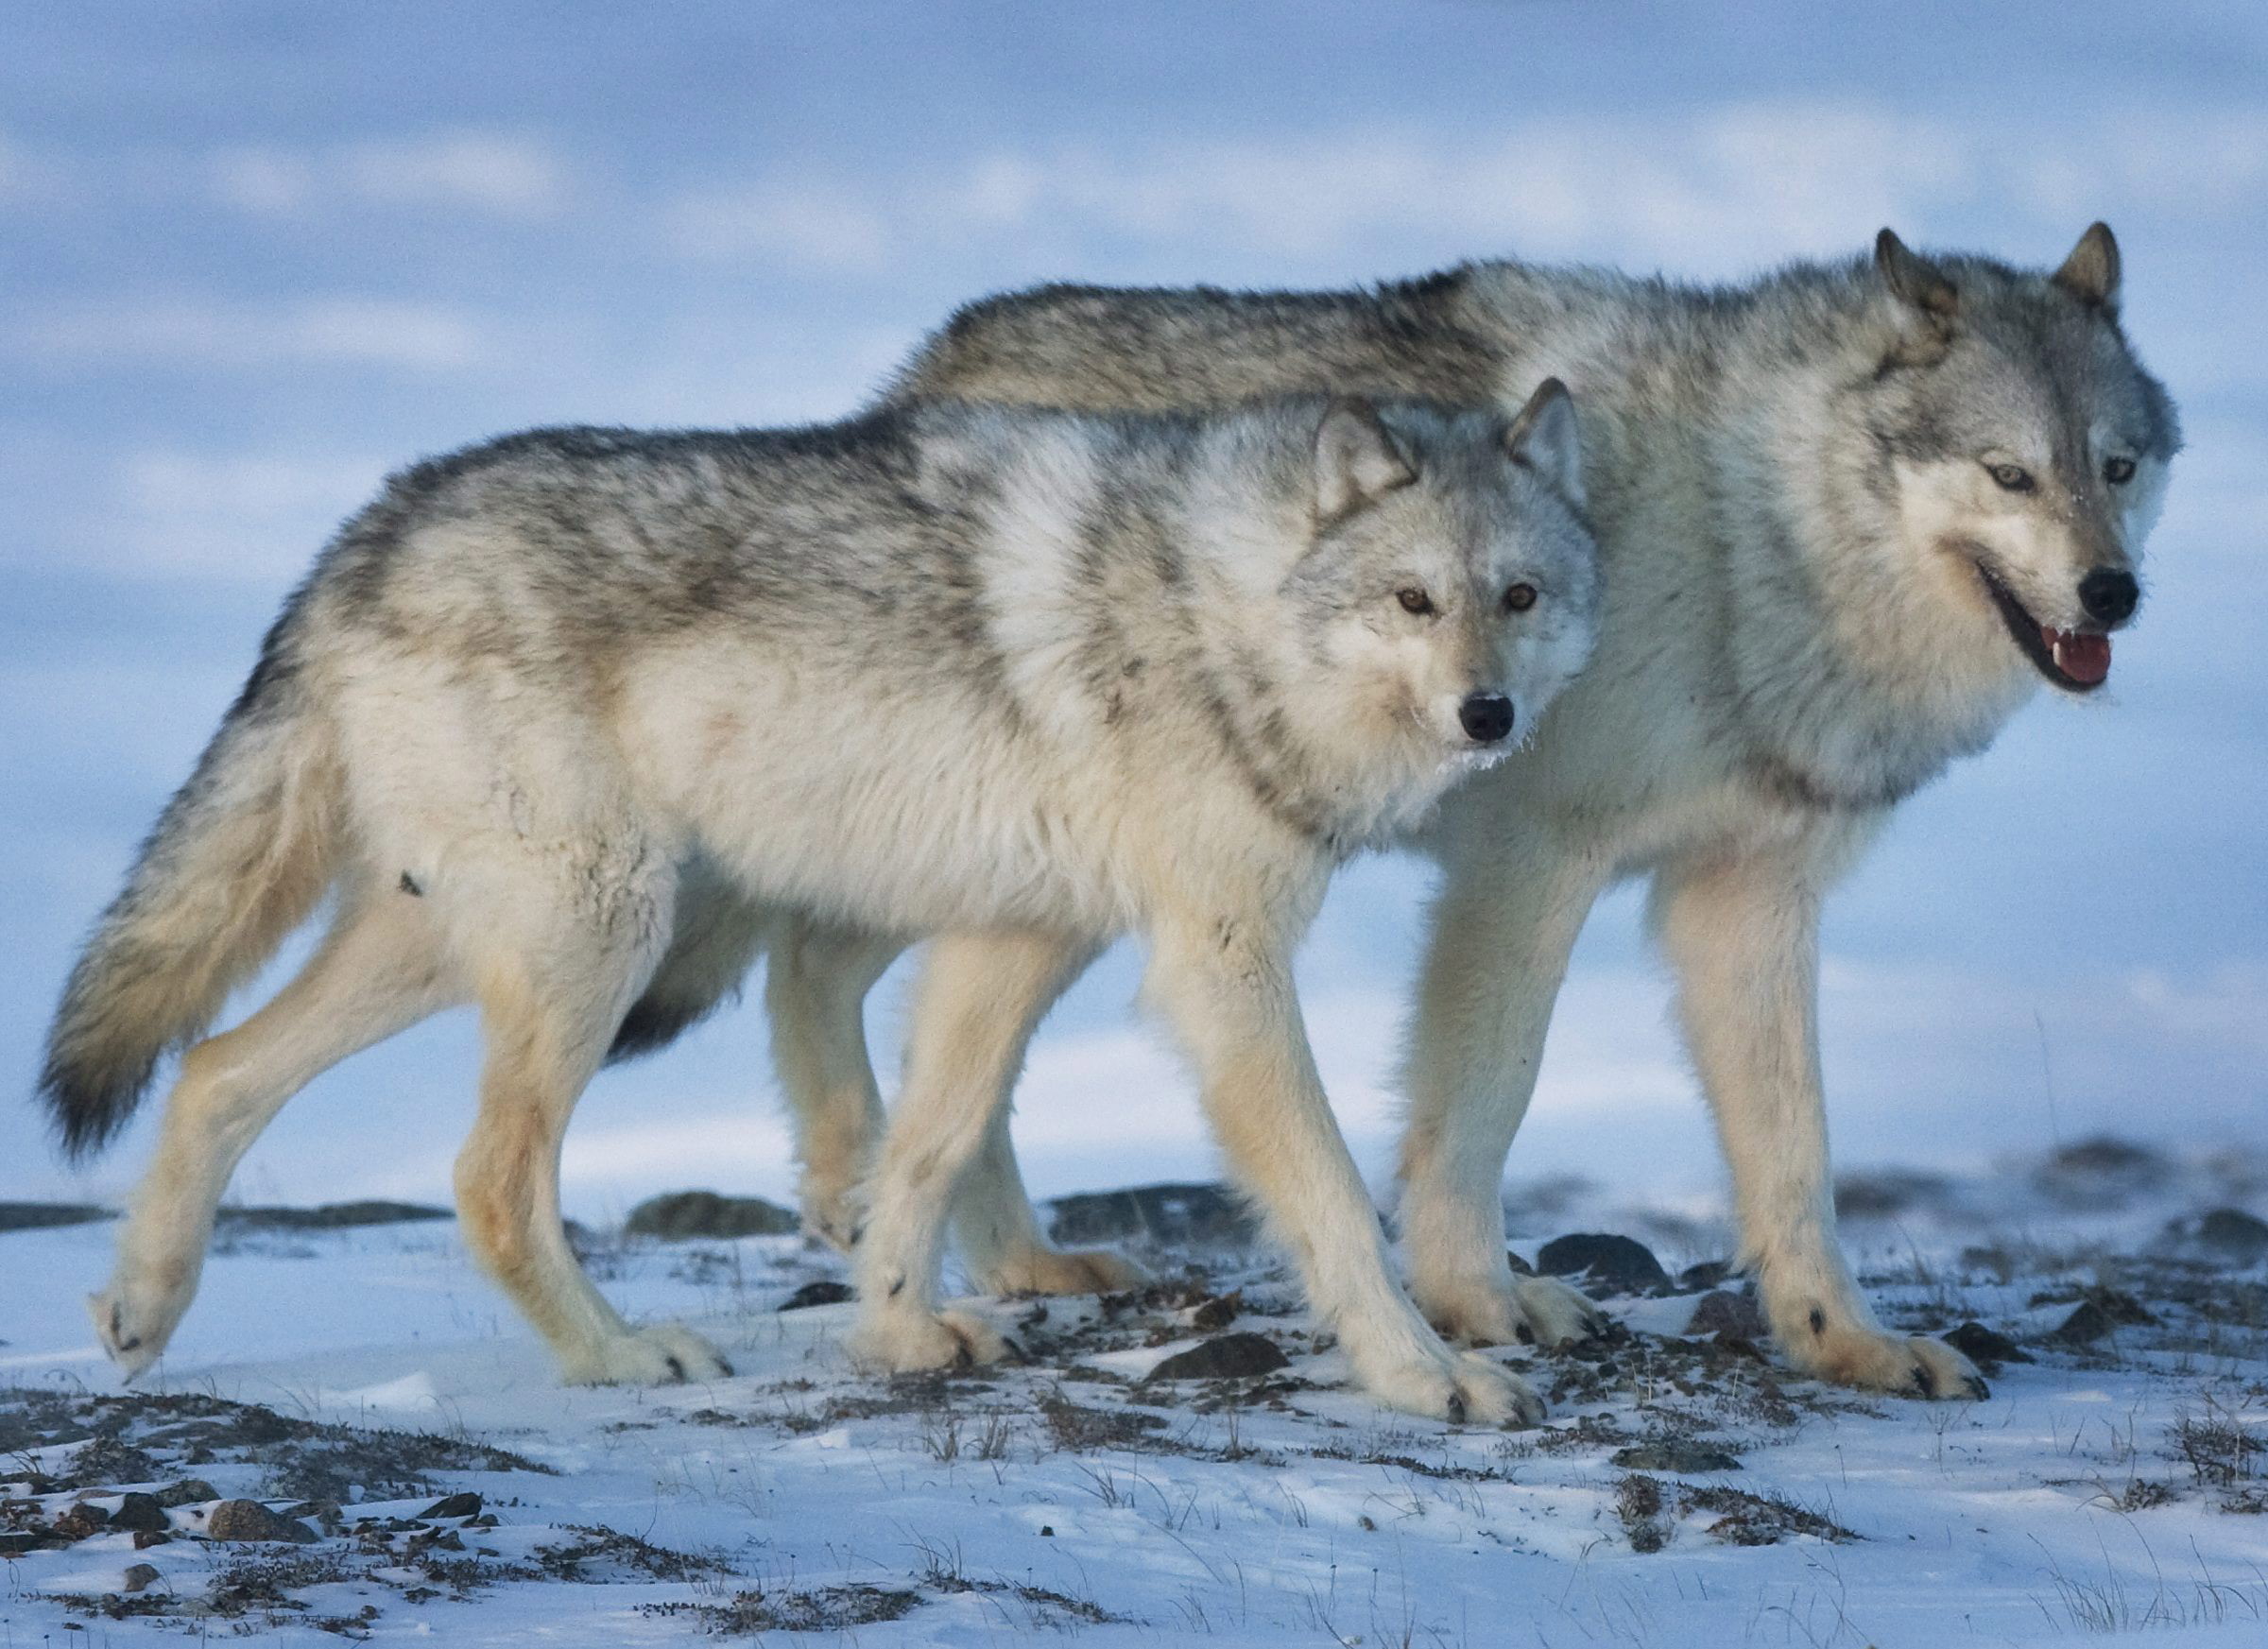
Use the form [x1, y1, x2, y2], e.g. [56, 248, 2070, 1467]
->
[42, 386, 1602, 1418]
[730, 225, 2176, 1401]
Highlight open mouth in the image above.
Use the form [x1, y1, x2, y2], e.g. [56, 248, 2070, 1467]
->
[1972, 558, 2110, 693]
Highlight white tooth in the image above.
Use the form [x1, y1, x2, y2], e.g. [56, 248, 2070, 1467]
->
[2052, 639, 2066, 669]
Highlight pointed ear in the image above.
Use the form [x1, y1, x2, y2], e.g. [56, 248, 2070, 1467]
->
[1875, 228, 1959, 321]
[1314, 397, 1416, 524]
[1505, 377, 1583, 508]
[2053, 221, 2121, 312]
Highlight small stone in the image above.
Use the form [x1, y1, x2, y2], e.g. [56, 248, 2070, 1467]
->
[122, 1563, 162, 1594]
[1188, 1294, 1239, 1331]
[2052, 1300, 2116, 1345]
[420, 1492, 482, 1520]
[110, 1492, 169, 1534]
[1039, 1525, 1054, 1537]
[1505, 1249, 1536, 1277]
[1144, 1332, 1291, 1382]
[155, 1478, 220, 1508]
[1611, 1441, 1743, 1473]
[1537, 1233, 1672, 1297]
[1685, 1291, 1766, 1340]
[55, 1503, 109, 1539]
[132, 1530, 173, 1550]
[1678, 1260, 1736, 1292]
[779, 1280, 854, 1311]
[1943, 1321, 2032, 1368]
[204, 1498, 316, 1543]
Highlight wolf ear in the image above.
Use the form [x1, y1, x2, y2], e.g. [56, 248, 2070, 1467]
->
[1505, 377, 1583, 508]
[1875, 229, 1959, 321]
[1314, 397, 1416, 524]
[2053, 221, 2121, 312]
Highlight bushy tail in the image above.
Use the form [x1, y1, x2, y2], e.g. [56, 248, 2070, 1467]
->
[41, 651, 340, 1158]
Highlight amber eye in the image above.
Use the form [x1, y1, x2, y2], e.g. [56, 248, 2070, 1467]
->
[2104, 456, 2136, 485]
[1397, 588, 1435, 615]
[1986, 461, 2036, 492]
[1503, 582, 1538, 613]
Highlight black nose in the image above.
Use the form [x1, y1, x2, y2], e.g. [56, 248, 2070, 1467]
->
[2078, 568, 2139, 626]
[1458, 692, 1514, 744]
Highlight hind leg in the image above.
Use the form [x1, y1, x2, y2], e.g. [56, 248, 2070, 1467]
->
[454, 880, 731, 1385]
[954, 1076, 1147, 1297]
[849, 929, 1098, 1372]
[764, 918, 905, 1252]
[94, 888, 455, 1379]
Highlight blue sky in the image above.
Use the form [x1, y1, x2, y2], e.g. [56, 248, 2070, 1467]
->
[5, 1, 2265, 1217]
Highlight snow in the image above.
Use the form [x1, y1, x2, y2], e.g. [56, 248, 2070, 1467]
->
[6, 1161, 2268, 1646]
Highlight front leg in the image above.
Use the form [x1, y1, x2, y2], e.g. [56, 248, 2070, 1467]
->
[1146, 915, 1539, 1425]
[1650, 830, 1986, 1400]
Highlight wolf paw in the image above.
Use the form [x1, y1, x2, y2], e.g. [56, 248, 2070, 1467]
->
[559, 1324, 734, 1386]
[975, 1245, 1150, 1297]
[799, 1175, 868, 1256]
[1788, 1323, 1989, 1400]
[848, 1308, 1010, 1374]
[89, 1272, 198, 1383]
[1421, 1274, 1610, 1349]
[1357, 1347, 1545, 1427]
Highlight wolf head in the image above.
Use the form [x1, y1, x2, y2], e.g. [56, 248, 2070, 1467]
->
[1274, 383, 1601, 802]
[1854, 224, 2180, 697]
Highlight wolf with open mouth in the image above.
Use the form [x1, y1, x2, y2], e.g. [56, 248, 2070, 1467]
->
[622, 224, 2183, 1406]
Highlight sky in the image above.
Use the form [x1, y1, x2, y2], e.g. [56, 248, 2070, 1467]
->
[4, 1, 2265, 1221]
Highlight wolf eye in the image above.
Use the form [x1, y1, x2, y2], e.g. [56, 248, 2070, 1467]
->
[1986, 462, 2036, 493]
[1502, 583, 1538, 613]
[2104, 456, 2136, 485]
[1396, 588, 1435, 616]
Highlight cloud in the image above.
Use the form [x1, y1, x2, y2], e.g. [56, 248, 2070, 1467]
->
[111, 450, 388, 578]
[6, 296, 491, 372]
[210, 129, 569, 222]
[656, 98, 2268, 283]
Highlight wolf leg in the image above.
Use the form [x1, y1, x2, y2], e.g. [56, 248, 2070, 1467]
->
[1397, 830, 1612, 1348]
[1651, 834, 1987, 1400]
[764, 918, 904, 1252]
[954, 1102, 1149, 1296]
[92, 888, 456, 1379]
[454, 856, 728, 1386]
[847, 929, 1099, 1372]
[1146, 916, 1541, 1426]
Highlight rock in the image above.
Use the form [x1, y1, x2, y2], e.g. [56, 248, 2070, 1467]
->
[1537, 1233, 1672, 1297]
[779, 1280, 854, 1311]
[2181, 1207, 2268, 1263]
[110, 1492, 169, 1534]
[132, 1530, 173, 1550]
[1685, 1291, 1766, 1340]
[204, 1499, 317, 1543]
[1144, 1332, 1291, 1382]
[2033, 1136, 2169, 1207]
[213, 1199, 452, 1230]
[625, 1190, 799, 1242]
[1048, 1182, 1259, 1249]
[0, 1530, 63, 1556]
[421, 1492, 483, 1520]
[1611, 1441, 1743, 1473]
[2052, 1300, 2117, 1345]
[1188, 1294, 1239, 1331]
[155, 1478, 220, 1508]
[0, 1201, 112, 1232]
[1505, 1249, 1536, 1276]
[55, 1502, 109, 1539]
[1678, 1260, 1736, 1292]
[1833, 1170, 1954, 1220]
[122, 1562, 162, 1594]
[1943, 1320, 2033, 1368]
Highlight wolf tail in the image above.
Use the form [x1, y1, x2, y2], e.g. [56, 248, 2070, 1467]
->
[41, 626, 341, 1159]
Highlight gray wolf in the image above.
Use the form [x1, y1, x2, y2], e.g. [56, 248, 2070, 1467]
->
[750, 225, 2178, 1401]
[42, 387, 1602, 1419]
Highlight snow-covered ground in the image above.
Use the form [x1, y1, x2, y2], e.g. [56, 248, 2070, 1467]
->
[7, 1146, 2268, 1647]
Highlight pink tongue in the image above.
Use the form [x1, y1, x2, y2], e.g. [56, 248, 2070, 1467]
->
[2045, 626, 2112, 686]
